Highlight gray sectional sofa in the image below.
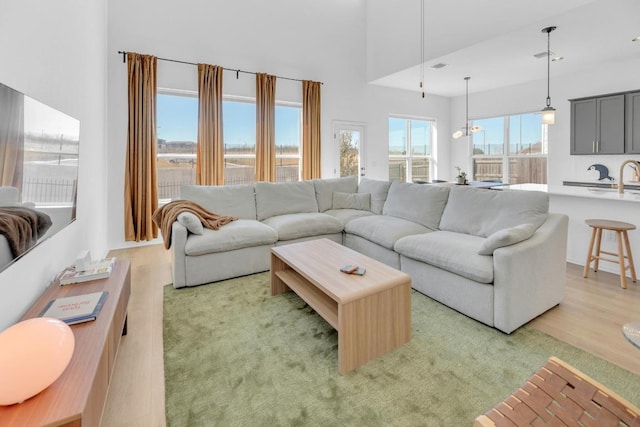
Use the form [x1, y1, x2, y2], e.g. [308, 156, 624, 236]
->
[170, 176, 568, 334]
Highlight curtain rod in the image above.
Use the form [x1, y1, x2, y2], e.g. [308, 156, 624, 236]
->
[117, 50, 322, 85]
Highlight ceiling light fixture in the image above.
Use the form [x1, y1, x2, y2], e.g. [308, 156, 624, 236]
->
[419, 0, 425, 98]
[633, 36, 640, 42]
[452, 77, 482, 139]
[541, 26, 557, 125]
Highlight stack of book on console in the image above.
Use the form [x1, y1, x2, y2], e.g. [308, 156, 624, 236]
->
[39, 291, 108, 325]
[59, 257, 116, 285]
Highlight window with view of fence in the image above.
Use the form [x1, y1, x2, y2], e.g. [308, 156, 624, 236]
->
[388, 117, 434, 183]
[472, 112, 547, 184]
[22, 178, 76, 204]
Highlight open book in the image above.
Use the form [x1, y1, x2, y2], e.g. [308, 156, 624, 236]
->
[59, 257, 116, 285]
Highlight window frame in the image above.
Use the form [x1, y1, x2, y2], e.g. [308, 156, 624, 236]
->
[471, 111, 548, 184]
[155, 89, 303, 199]
[388, 115, 436, 183]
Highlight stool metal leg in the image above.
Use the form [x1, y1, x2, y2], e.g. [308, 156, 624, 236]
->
[584, 226, 597, 278]
[623, 230, 637, 283]
[617, 230, 628, 289]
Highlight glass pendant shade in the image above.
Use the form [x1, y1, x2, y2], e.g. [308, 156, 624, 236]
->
[541, 106, 556, 125]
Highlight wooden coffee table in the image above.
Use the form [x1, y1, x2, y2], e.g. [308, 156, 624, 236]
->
[271, 238, 411, 374]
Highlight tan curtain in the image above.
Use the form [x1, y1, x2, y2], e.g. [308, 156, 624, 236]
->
[196, 64, 224, 185]
[0, 84, 24, 190]
[255, 73, 276, 182]
[302, 80, 321, 180]
[124, 52, 158, 241]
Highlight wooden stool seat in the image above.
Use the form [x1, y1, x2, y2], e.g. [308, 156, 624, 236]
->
[474, 356, 640, 427]
[584, 219, 637, 289]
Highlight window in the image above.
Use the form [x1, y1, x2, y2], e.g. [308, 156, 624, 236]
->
[222, 99, 256, 185]
[22, 97, 79, 207]
[157, 92, 198, 200]
[472, 112, 547, 184]
[156, 91, 302, 200]
[275, 104, 301, 183]
[388, 117, 433, 182]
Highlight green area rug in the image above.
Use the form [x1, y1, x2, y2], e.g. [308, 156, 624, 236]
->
[163, 273, 640, 426]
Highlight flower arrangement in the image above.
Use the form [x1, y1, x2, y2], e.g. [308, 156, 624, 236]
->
[455, 166, 468, 184]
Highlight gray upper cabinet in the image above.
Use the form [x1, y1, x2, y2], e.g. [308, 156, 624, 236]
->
[570, 94, 625, 155]
[626, 91, 640, 154]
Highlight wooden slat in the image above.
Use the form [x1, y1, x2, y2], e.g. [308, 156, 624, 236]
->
[275, 269, 338, 329]
[476, 357, 640, 427]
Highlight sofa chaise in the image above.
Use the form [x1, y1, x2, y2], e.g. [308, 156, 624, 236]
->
[169, 176, 568, 334]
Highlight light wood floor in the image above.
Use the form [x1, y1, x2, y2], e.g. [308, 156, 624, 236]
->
[100, 244, 640, 426]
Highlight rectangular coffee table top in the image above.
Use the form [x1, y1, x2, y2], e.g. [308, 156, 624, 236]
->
[271, 238, 411, 304]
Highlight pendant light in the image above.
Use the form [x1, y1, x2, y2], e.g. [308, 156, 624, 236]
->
[541, 26, 557, 125]
[452, 77, 482, 139]
[419, 0, 425, 98]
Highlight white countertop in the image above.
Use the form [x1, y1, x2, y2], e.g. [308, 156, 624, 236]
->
[500, 183, 640, 203]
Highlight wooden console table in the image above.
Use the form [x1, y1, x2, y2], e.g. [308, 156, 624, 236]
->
[0, 259, 131, 427]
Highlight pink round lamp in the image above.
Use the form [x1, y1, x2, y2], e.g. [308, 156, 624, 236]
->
[0, 317, 75, 405]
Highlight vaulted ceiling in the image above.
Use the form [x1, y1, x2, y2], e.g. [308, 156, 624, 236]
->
[367, 0, 640, 97]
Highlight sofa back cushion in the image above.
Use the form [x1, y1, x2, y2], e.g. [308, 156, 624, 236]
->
[439, 186, 549, 237]
[255, 181, 319, 220]
[357, 178, 391, 215]
[382, 181, 450, 230]
[332, 192, 371, 211]
[180, 184, 257, 220]
[313, 176, 358, 212]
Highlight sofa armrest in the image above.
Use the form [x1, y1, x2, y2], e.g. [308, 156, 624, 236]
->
[492, 213, 569, 333]
[171, 221, 188, 288]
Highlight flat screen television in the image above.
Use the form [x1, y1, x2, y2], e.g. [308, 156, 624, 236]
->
[0, 82, 79, 272]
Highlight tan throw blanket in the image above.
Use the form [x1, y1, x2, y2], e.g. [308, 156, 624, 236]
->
[152, 200, 238, 249]
[0, 207, 53, 257]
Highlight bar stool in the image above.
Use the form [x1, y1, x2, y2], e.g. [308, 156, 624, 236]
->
[583, 219, 637, 289]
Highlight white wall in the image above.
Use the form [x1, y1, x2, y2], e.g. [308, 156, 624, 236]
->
[0, 0, 109, 329]
[450, 56, 640, 273]
[106, 0, 451, 250]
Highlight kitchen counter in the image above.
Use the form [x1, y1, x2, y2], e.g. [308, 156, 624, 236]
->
[496, 182, 640, 278]
[497, 183, 640, 203]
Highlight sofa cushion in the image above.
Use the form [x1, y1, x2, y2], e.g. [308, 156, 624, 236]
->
[382, 181, 450, 230]
[357, 178, 391, 215]
[439, 186, 549, 237]
[255, 181, 318, 221]
[395, 231, 494, 284]
[478, 223, 538, 255]
[261, 213, 344, 241]
[184, 219, 277, 255]
[332, 192, 371, 211]
[324, 209, 374, 225]
[181, 184, 257, 220]
[177, 212, 204, 235]
[345, 215, 430, 250]
[313, 176, 358, 212]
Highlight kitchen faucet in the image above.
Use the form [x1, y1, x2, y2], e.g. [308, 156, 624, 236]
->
[616, 159, 640, 194]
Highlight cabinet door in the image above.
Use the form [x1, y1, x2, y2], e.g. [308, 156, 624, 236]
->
[626, 91, 640, 154]
[571, 98, 597, 154]
[596, 94, 625, 154]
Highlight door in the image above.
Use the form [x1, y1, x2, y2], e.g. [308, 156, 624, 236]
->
[334, 122, 366, 179]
